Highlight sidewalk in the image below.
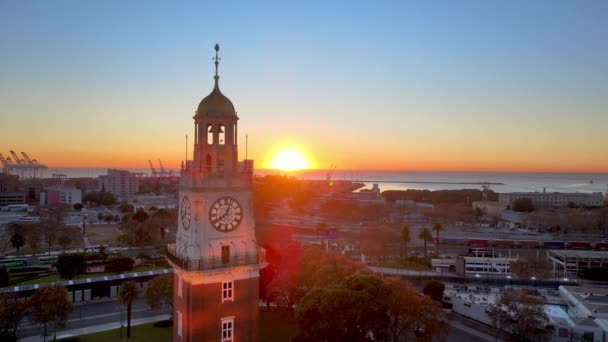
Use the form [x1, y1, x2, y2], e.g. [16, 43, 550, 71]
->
[21, 314, 170, 342]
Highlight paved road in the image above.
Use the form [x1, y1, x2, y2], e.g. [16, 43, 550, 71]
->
[17, 297, 170, 339]
[448, 322, 494, 342]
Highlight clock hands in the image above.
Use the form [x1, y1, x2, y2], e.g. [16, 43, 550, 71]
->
[219, 200, 232, 221]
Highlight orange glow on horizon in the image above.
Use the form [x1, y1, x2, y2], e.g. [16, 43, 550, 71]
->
[269, 148, 310, 171]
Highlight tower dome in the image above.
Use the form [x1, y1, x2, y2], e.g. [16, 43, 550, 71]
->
[195, 44, 236, 117]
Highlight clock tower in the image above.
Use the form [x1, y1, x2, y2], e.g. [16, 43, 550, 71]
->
[167, 44, 261, 342]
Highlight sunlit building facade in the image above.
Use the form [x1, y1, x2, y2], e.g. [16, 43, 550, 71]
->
[499, 191, 604, 209]
[167, 45, 260, 342]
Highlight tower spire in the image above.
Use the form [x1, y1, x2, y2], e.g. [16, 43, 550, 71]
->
[213, 44, 221, 85]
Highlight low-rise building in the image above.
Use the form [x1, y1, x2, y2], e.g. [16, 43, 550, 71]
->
[132, 194, 177, 210]
[42, 186, 82, 206]
[471, 200, 506, 216]
[455, 256, 516, 276]
[499, 191, 604, 209]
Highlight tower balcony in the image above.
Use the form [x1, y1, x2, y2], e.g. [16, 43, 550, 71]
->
[166, 243, 264, 272]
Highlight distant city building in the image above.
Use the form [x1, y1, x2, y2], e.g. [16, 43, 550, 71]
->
[358, 183, 385, 204]
[471, 200, 505, 216]
[41, 186, 82, 206]
[98, 169, 139, 200]
[499, 191, 604, 209]
[0, 173, 26, 206]
[455, 256, 517, 276]
[132, 194, 177, 211]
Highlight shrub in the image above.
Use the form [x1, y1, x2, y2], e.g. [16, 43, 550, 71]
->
[105, 256, 135, 273]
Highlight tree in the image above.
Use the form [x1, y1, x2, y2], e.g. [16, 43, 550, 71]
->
[83, 191, 116, 206]
[56, 254, 87, 279]
[132, 209, 149, 223]
[385, 278, 449, 342]
[412, 293, 451, 342]
[119, 281, 140, 341]
[57, 231, 72, 253]
[41, 221, 58, 255]
[267, 274, 300, 311]
[145, 275, 173, 320]
[26, 225, 42, 255]
[105, 256, 135, 273]
[488, 289, 551, 341]
[0, 292, 28, 340]
[72, 203, 83, 211]
[512, 197, 535, 212]
[10, 232, 25, 255]
[29, 285, 74, 341]
[294, 273, 391, 342]
[118, 201, 134, 214]
[432, 223, 442, 255]
[418, 228, 433, 257]
[401, 226, 410, 259]
[422, 280, 445, 303]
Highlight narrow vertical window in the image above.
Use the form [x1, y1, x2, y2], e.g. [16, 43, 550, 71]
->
[221, 317, 234, 342]
[207, 124, 214, 144]
[222, 281, 234, 302]
[219, 124, 225, 145]
[221, 245, 230, 264]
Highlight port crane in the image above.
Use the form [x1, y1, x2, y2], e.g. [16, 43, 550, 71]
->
[0, 151, 47, 178]
[148, 160, 158, 177]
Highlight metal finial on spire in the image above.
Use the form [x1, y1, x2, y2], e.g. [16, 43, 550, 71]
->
[213, 44, 221, 77]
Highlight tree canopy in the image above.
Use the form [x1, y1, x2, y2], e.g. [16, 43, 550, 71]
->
[145, 274, 174, 318]
[0, 292, 28, 340]
[56, 253, 87, 280]
[29, 285, 74, 341]
[488, 289, 550, 341]
[83, 191, 116, 206]
[512, 197, 535, 212]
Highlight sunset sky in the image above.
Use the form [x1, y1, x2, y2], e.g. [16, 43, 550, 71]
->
[1, 1, 607, 172]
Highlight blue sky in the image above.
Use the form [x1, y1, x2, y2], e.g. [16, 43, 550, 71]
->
[1, 1, 607, 171]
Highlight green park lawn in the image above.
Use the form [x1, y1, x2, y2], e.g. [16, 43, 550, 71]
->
[58, 310, 296, 342]
[85, 224, 124, 246]
[59, 322, 172, 342]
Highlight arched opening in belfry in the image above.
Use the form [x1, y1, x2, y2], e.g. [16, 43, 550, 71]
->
[207, 124, 213, 145]
[205, 154, 212, 172]
[219, 124, 226, 145]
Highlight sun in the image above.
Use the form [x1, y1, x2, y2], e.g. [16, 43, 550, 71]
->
[270, 148, 310, 171]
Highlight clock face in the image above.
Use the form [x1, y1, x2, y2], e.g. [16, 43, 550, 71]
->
[209, 197, 243, 233]
[181, 196, 192, 231]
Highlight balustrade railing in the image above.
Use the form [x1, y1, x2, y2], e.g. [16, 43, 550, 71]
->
[166, 243, 262, 271]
